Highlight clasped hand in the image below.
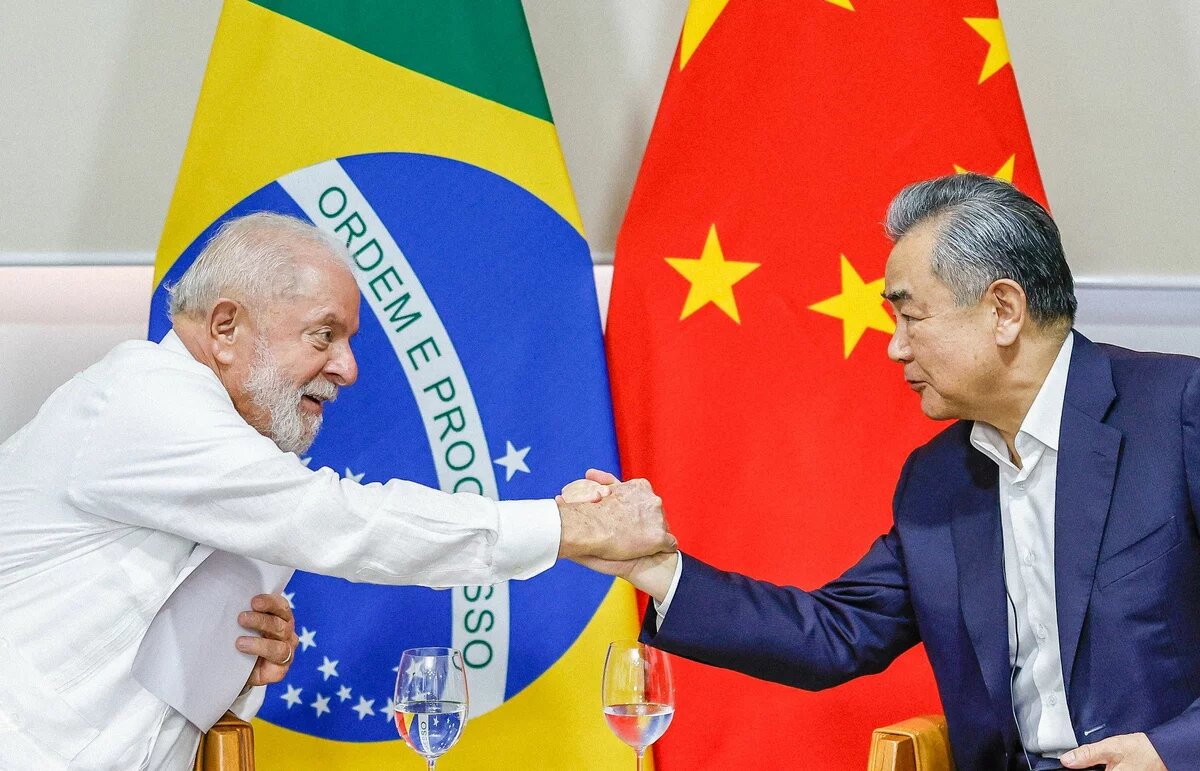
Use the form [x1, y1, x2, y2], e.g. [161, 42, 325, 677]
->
[558, 469, 680, 602]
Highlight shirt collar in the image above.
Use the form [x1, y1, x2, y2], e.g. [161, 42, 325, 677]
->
[970, 333, 1074, 469]
[159, 329, 188, 354]
[1020, 332, 1074, 452]
[157, 330, 225, 388]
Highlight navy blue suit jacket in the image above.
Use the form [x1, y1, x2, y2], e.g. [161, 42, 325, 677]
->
[642, 333, 1200, 769]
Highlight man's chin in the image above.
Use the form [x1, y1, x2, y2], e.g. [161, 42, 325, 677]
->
[297, 417, 322, 454]
[918, 393, 958, 422]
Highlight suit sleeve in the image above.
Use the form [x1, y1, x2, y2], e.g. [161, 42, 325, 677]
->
[639, 535, 919, 691]
[639, 458, 921, 691]
[1145, 364, 1200, 766]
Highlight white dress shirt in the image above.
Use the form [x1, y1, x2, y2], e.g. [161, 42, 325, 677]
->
[970, 333, 1076, 757]
[0, 332, 559, 770]
[657, 337, 1079, 757]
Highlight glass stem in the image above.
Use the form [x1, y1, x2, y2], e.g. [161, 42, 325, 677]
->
[636, 748, 645, 771]
[427, 759, 436, 771]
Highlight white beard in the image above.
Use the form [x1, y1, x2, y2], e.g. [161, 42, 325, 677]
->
[244, 338, 337, 455]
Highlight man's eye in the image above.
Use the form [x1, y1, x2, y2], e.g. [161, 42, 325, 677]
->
[314, 330, 333, 343]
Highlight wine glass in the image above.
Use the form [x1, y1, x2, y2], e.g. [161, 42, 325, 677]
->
[602, 640, 675, 770]
[394, 647, 469, 771]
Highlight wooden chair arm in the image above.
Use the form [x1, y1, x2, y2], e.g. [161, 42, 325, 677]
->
[868, 714, 954, 771]
[193, 711, 255, 771]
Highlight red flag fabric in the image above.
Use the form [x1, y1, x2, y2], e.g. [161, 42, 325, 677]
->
[606, 1, 1047, 768]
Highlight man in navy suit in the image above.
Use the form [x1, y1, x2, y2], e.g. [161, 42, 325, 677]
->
[572, 174, 1196, 769]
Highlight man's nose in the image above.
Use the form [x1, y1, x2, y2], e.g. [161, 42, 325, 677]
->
[887, 326, 911, 363]
[326, 344, 358, 387]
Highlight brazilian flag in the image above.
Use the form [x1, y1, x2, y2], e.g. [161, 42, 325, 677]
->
[152, 2, 641, 768]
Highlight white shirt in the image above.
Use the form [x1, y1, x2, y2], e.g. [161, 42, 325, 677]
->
[0, 332, 559, 770]
[970, 333, 1076, 757]
[656, 337, 1078, 757]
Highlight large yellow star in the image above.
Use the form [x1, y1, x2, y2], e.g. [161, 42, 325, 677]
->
[809, 255, 895, 358]
[964, 17, 1011, 84]
[665, 225, 760, 323]
[954, 153, 1016, 183]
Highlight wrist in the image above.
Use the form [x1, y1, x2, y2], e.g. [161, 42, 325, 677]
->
[629, 552, 679, 602]
[556, 501, 592, 560]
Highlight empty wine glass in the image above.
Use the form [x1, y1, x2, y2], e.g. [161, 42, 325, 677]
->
[602, 640, 675, 770]
[394, 647, 469, 771]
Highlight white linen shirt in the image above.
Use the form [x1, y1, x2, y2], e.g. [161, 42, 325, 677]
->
[0, 332, 559, 770]
[970, 333, 1076, 757]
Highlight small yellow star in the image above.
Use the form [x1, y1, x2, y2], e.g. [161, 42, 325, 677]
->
[680, 0, 731, 69]
[809, 255, 895, 358]
[825, 0, 855, 10]
[954, 153, 1015, 183]
[964, 17, 1011, 84]
[665, 225, 760, 323]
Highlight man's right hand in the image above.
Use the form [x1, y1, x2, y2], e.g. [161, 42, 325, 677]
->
[557, 469, 679, 601]
[556, 473, 676, 564]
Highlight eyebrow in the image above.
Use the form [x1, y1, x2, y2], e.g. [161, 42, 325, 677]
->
[307, 311, 339, 327]
[882, 289, 911, 303]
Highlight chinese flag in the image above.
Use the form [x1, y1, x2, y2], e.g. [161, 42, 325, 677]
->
[606, 1, 1047, 768]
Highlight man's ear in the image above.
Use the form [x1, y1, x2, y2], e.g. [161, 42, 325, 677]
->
[987, 279, 1027, 347]
[208, 298, 246, 365]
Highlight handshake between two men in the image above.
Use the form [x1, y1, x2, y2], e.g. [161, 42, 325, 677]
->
[556, 469, 679, 603]
[556, 471, 677, 574]
[236, 470, 677, 696]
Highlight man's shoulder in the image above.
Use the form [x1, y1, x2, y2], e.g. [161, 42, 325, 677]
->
[74, 337, 230, 420]
[891, 423, 983, 523]
[1096, 341, 1200, 387]
[909, 420, 974, 465]
[83, 337, 213, 386]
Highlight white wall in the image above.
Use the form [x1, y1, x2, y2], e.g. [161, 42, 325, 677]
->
[998, 0, 1200, 277]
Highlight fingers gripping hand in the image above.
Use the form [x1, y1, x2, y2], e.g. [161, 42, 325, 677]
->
[558, 473, 677, 560]
[585, 468, 621, 486]
[238, 593, 299, 687]
[1061, 733, 1165, 770]
[559, 469, 622, 504]
[597, 478, 677, 560]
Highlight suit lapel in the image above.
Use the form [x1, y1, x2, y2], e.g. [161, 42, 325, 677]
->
[951, 447, 1013, 739]
[1055, 332, 1121, 692]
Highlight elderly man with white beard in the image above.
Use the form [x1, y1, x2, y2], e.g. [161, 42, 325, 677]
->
[0, 213, 675, 770]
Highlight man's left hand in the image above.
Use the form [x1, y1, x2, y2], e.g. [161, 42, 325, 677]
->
[237, 593, 299, 687]
[1061, 732, 1165, 770]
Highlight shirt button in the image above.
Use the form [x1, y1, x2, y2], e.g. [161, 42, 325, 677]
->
[1036, 624, 1048, 641]
[1047, 695, 1058, 706]
[1024, 550, 1035, 566]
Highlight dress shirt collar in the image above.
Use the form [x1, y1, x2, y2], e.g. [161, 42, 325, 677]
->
[159, 329, 188, 355]
[971, 333, 1074, 472]
[158, 329, 220, 378]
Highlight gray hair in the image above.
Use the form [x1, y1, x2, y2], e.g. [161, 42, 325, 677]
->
[884, 173, 1077, 326]
[167, 212, 352, 320]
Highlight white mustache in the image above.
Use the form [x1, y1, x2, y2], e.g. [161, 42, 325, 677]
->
[301, 378, 338, 403]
